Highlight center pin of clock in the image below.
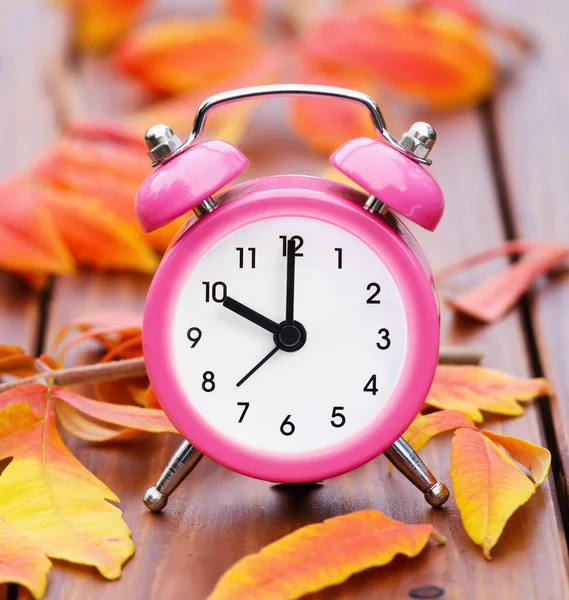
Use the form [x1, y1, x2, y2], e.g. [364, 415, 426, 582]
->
[274, 320, 307, 352]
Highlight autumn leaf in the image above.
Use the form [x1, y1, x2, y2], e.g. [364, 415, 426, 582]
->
[113, 17, 265, 95]
[289, 66, 377, 154]
[301, 5, 496, 109]
[0, 182, 74, 277]
[0, 516, 52, 599]
[129, 49, 284, 144]
[426, 365, 549, 422]
[0, 340, 176, 589]
[403, 410, 476, 452]
[61, 0, 148, 52]
[223, 0, 262, 24]
[208, 510, 444, 600]
[51, 386, 176, 433]
[438, 240, 569, 323]
[481, 430, 551, 487]
[450, 428, 535, 559]
[53, 309, 142, 363]
[414, 0, 532, 50]
[0, 400, 133, 577]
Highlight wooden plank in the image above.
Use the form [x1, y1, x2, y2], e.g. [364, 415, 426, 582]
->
[0, 0, 65, 351]
[483, 0, 569, 498]
[0, 2, 66, 600]
[41, 92, 569, 599]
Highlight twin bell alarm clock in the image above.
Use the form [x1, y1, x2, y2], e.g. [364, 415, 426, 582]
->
[134, 84, 448, 513]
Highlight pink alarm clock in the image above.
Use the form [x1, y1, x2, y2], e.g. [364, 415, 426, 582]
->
[136, 85, 448, 513]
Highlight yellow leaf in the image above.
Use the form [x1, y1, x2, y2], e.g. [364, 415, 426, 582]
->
[0, 516, 52, 599]
[54, 401, 127, 442]
[0, 401, 134, 578]
[450, 428, 535, 559]
[403, 410, 476, 452]
[51, 386, 176, 433]
[426, 365, 549, 422]
[207, 510, 442, 600]
[481, 430, 551, 487]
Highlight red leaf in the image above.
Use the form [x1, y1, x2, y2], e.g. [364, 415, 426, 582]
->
[437, 240, 569, 323]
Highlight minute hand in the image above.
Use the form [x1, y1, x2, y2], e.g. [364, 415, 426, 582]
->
[223, 297, 279, 334]
[285, 238, 296, 325]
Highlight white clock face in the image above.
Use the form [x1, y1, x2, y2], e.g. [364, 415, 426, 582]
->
[171, 216, 407, 455]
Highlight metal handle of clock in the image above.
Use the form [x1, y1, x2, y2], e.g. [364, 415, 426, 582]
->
[175, 84, 430, 166]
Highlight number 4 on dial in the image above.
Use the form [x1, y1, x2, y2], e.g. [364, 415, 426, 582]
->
[363, 374, 378, 395]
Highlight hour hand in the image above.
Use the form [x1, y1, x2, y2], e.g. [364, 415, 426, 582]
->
[223, 297, 279, 334]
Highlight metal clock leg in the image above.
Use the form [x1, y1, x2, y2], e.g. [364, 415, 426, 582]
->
[384, 437, 450, 508]
[143, 441, 203, 512]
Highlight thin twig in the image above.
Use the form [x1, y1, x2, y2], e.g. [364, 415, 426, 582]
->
[0, 346, 482, 395]
[0, 357, 147, 393]
[439, 346, 483, 365]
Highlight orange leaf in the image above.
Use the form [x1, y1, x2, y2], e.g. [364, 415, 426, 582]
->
[53, 309, 142, 364]
[113, 17, 265, 96]
[0, 516, 51, 599]
[481, 430, 551, 487]
[51, 386, 176, 433]
[302, 5, 496, 109]
[223, 0, 262, 23]
[289, 66, 377, 154]
[0, 345, 26, 359]
[208, 510, 443, 600]
[415, 0, 531, 50]
[443, 243, 569, 323]
[129, 49, 284, 144]
[0, 350, 38, 379]
[403, 409, 476, 452]
[68, 0, 148, 52]
[450, 428, 535, 558]
[426, 365, 549, 422]
[0, 183, 75, 276]
[32, 184, 158, 273]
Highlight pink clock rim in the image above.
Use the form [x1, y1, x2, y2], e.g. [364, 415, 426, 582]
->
[143, 177, 440, 483]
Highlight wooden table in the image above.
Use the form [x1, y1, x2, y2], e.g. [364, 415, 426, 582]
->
[2, 1, 569, 598]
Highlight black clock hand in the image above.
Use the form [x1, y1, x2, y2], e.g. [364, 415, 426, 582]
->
[236, 346, 279, 387]
[223, 297, 279, 334]
[285, 238, 296, 325]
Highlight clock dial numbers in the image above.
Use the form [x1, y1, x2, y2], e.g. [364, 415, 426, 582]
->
[201, 371, 216, 392]
[334, 247, 343, 269]
[363, 374, 379, 395]
[173, 216, 407, 454]
[236, 247, 256, 269]
[279, 235, 304, 257]
[280, 415, 296, 436]
[376, 328, 391, 350]
[237, 402, 249, 423]
[330, 406, 346, 428]
[366, 282, 381, 304]
[186, 327, 202, 348]
[202, 281, 228, 303]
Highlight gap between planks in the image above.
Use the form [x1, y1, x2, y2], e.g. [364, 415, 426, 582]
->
[480, 99, 569, 546]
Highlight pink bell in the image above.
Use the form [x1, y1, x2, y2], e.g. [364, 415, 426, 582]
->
[330, 130, 444, 231]
[135, 126, 248, 233]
